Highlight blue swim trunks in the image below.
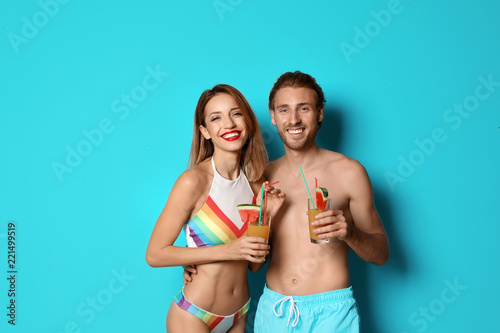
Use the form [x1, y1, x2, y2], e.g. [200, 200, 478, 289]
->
[254, 285, 359, 333]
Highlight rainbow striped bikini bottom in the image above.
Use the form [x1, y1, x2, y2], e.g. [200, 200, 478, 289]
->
[173, 289, 250, 333]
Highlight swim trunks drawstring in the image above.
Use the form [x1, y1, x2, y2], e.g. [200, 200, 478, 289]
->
[273, 296, 301, 327]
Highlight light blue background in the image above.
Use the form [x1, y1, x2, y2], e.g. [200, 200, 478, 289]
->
[1, 0, 499, 332]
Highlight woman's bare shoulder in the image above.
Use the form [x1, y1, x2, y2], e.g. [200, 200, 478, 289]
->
[175, 159, 213, 191]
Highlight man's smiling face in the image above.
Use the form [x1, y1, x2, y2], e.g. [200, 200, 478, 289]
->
[271, 87, 323, 151]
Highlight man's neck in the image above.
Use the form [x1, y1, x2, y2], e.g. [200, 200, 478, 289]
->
[283, 143, 322, 169]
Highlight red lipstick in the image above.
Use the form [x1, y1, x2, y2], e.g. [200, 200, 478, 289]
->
[221, 130, 242, 141]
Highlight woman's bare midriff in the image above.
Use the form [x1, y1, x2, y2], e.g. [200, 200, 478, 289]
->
[183, 260, 250, 315]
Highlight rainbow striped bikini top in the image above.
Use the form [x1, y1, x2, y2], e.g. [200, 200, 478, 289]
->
[183, 158, 254, 248]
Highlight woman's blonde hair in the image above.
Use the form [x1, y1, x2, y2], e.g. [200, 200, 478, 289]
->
[188, 84, 267, 182]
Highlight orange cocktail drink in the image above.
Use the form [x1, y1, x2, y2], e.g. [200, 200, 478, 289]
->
[308, 198, 332, 244]
[237, 204, 271, 259]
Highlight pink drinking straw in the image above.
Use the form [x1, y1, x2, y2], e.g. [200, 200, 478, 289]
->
[314, 177, 318, 207]
[263, 189, 267, 226]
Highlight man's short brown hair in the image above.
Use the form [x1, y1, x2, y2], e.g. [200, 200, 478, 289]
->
[268, 71, 326, 111]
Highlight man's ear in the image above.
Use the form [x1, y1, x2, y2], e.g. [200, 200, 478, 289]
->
[270, 109, 277, 126]
[317, 105, 324, 123]
[199, 125, 211, 140]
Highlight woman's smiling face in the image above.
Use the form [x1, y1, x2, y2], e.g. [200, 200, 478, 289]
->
[200, 93, 249, 153]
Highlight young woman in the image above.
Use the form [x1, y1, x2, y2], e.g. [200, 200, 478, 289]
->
[146, 84, 284, 332]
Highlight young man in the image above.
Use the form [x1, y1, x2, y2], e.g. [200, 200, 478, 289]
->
[253, 71, 389, 332]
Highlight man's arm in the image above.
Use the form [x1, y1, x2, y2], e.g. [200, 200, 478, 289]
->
[313, 160, 389, 265]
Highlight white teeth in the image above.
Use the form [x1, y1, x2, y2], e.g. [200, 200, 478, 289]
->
[288, 128, 304, 134]
[223, 132, 239, 138]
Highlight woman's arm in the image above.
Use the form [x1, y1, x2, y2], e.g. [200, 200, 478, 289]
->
[146, 170, 269, 267]
[248, 180, 286, 272]
[248, 258, 267, 272]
